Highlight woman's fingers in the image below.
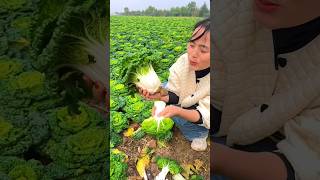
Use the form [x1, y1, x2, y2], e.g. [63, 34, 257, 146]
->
[137, 87, 160, 101]
[143, 90, 149, 97]
[159, 107, 169, 117]
[82, 75, 108, 110]
[159, 111, 168, 118]
[83, 74, 94, 89]
[92, 81, 105, 103]
[138, 88, 151, 100]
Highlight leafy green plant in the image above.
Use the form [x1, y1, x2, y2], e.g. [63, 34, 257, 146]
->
[111, 111, 129, 133]
[132, 128, 146, 140]
[155, 156, 184, 180]
[110, 80, 129, 96]
[0, 0, 109, 179]
[110, 96, 126, 111]
[45, 127, 107, 178]
[190, 174, 205, 180]
[110, 130, 122, 148]
[0, 0, 28, 11]
[0, 156, 47, 180]
[141, 101, 174, 141]
[32, 0, 108, 87]
[123, 94, 153, 123]
[47, 102, 105, 141]
[141, 116, 174, 140]
[131, 64, 162, 94]
[0, 113, 49, 156]
[110, 149, 128, 180]
[0, 69, 58, 111]
[0, 57, 23, 80]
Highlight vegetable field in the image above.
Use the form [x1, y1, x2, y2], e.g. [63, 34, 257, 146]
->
[110, 16, 210, 180]
[0, 0, 108, 179]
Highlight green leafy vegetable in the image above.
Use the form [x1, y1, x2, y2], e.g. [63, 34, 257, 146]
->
[132, 64, 162, 94]
[110, 130, 122, 148]
[47, 102, 105, 141]
[111, 111, 129, 133]
[45, 127, 107, 178]
[155, 156, 184, 180]
[110, 149, 128, 180]
[0, 0, 27, 11]
[0, 156, 47, 180]
[132, 128, 146, 140]
[0, 57, 23, 80]
[0, 113, 49, 156]
[141, 116, 174, 139]
[123, 94, 153, 123]
[190, 174, 205, 180]
[32, 0, 108, 87]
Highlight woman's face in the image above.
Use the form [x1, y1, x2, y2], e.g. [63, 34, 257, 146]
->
[187, 27, 210, 71]
[253, 0, 320, 29]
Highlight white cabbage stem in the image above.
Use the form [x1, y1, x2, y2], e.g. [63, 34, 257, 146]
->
[172, 174, 186, 180]
[154, 101, 166, 131]
[135, 64, 161, 94]
[67, 36, 107, 88]
[154, 101, 166, 117]
[155, 165, 170, 180]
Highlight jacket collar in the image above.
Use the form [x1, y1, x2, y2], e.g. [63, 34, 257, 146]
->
[272, 16, 320, 55]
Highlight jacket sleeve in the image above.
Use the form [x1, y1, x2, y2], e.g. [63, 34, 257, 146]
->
[226, 70, 320, 146]
[211, 43, 226, 111]
[277, 108, 320, 180]
[165, 56, 184, 97]
[196, 95, 210, 129]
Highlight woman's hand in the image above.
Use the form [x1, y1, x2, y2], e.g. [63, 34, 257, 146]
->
[158, 105, 181, 118]
[83, 75, 107, 105]
[138, 87, 161, 101]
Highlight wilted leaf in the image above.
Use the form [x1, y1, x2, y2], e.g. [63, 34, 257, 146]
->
[194, 159, 204, 172]
[181, 163, 194, 179]
[124, 127, 135, 137]
[136, 155, 150, 178]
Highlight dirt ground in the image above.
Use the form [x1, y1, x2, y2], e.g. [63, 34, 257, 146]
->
[118, 126, 210, 180]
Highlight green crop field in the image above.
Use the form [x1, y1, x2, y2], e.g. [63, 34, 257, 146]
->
[110, 16, 209, 180]
[110, 16, 198, 82]
[0, 0, 108, 179]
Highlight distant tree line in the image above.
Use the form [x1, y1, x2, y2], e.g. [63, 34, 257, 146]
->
[116, 1, 209, 17]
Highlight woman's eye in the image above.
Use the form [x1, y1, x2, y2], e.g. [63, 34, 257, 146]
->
[200, 48, 208, 53]
[199, 46, 209, 53]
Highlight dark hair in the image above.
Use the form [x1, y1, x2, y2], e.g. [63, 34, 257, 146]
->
[189, 18, 210, 42]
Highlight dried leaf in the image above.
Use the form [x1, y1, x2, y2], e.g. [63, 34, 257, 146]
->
[124, 127, 135, 137]
[136, 155, 150, 178]
[194, 159, 204, 172]
[181, 163, 194, 179]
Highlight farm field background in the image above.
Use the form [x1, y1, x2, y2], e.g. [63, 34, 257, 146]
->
[110, 16, 210, 180]
[0, 0, 108, 179]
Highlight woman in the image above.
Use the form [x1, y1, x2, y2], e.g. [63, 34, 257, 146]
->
[139, 18, 211, 151]
[212, 0, 320, 179]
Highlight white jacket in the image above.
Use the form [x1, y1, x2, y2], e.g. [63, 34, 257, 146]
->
[166, 53, 210, 129]
[212, 0, 320, 179]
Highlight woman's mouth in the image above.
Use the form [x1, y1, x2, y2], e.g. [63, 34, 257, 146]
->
[255, 0, 280, 13]
[190, 61, 198, 66]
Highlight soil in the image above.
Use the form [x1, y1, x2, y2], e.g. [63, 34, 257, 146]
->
[118, 126, 210, 180]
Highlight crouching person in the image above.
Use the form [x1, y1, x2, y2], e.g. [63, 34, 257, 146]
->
[139, 18, 210, 151]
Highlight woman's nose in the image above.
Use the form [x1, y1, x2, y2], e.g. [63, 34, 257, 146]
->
[191, 47, 199, 57]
